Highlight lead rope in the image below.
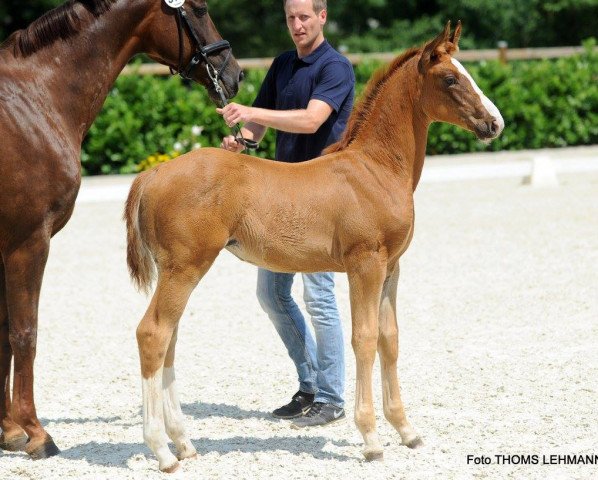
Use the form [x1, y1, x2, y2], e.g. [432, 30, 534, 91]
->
[205, 65, 259, 151]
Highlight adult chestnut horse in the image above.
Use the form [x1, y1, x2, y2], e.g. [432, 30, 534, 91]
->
[125, 22, 504, 471]
[0, 0, 241, 460]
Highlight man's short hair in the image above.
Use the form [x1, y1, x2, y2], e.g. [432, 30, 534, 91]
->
[284, 0, 327, 14]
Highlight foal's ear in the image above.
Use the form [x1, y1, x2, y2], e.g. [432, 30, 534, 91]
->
[418, 21, 451, 73]
[446, 20, 462, 54]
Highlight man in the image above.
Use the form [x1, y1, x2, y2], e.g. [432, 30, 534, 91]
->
[218, 0, 354, 428]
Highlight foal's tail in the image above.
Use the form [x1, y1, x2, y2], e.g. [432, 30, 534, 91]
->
[124, 170, 156, 294]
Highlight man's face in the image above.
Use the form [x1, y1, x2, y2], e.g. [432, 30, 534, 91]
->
[285, 0, 326, 53]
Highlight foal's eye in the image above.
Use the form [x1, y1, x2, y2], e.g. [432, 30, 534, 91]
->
[444, 76, 457, 87]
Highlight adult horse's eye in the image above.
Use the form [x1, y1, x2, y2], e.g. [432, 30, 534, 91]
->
[444, 76, 457, 87]
[192, 6, 208, 17]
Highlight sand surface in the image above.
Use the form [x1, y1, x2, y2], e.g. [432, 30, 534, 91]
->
[1, 149, 597, 479]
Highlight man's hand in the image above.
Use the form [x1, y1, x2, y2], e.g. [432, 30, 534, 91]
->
[216, 103, 253, 127]
[220, 135, 245, 153]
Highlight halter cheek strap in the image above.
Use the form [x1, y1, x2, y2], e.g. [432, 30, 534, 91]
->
[168, 4, 258, 150]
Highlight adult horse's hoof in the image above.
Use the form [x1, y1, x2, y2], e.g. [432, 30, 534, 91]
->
[404, 436, 424, 449]
[26, 436, 61, 459]
[363, 448, 384, 462]
[0, 432, 29, 452]
[160, 460, 181, 473]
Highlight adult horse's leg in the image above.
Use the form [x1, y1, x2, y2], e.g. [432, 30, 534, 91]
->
[4, 232, 60, 458]
[138, 251, 218, 472]
[162, 325, 197, 461]
[0, 259, 28, 452]
[378, 266, 423, 449]
[347, 251, 387, 461]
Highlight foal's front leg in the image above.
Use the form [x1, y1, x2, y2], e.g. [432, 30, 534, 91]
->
[378, 267, 422, 449]
[347, 252, 387, 461]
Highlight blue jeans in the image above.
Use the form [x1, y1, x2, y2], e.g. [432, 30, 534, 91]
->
[256, 269, 345, 408]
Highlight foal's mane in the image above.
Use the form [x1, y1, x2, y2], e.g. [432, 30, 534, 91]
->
[324, 47, 421, 154]
[0, 0, 116, 57]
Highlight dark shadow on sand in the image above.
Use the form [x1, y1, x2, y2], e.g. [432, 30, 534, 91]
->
[34, 401, 357, 468]
[181, 401, 273, 421]
[57, 434, 355, 469]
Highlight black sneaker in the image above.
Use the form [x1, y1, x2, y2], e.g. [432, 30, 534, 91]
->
[271, 391, 315, 419]
[290, 402, 345, 428]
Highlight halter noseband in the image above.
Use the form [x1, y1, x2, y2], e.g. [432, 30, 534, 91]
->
[169, 4, 258, 150]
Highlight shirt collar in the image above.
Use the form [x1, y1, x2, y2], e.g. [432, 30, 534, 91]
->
[295, 39, 330, 64]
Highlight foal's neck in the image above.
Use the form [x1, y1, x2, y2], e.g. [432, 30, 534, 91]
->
[352, 58, 430, 191]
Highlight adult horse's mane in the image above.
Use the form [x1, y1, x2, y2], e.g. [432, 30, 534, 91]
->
[0, 0, 116, 57]
[324, 47, 421, 154]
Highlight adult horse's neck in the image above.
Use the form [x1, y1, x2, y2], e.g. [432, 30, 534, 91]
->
[6, 1, 149, 142]
[335, 53, 431, 191]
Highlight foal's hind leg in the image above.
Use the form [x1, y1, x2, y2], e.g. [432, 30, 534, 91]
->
[3, 233, 60, 458]
[0, 259, 28, 452]
[138, 252, 217, 472]
[162, 325, 197, 461]
[378, 266, 422, 449]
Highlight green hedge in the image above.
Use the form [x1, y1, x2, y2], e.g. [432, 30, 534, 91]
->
[82, 39, 597, 175]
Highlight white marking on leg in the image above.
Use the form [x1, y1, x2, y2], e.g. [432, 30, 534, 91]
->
[163, 366, 197, 460]
[142, 367, 179, 471]
[399, 424, 419, 445]
[452, 58, 505, 134]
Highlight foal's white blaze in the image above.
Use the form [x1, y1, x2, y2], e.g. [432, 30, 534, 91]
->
[162, 366, 197, 460]
[452, 58, 505, 135]
[142, 367, 179, 471]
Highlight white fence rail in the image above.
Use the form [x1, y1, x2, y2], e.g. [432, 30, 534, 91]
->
[121, 46, 591, 76]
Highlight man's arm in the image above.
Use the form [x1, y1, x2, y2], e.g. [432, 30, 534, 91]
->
[217, 99, 333, 135]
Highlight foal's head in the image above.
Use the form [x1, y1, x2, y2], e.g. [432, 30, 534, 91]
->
[142, 0, 242, 101]
[418, 22, 504, 141]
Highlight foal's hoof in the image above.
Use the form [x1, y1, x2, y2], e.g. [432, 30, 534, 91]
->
[160, 460, 181, 473]
[404, 436, 424, 449]
[0, 433, 28, 452]
[26, 436, 61, 460]
[177, 451, 198, 461]
[363, 448, 384, 462]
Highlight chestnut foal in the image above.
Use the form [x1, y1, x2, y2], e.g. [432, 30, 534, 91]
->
[125, 22, 504, 471]
[0, 0, 241, 459]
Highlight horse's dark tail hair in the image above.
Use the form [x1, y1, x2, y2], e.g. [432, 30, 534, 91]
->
[124, 171, 156, 294]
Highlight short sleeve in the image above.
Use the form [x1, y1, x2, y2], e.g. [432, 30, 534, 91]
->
[252, 58, 279, 110]
[311, 61, 355, 112]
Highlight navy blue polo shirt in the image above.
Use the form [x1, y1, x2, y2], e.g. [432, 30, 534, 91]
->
[253, 40, 355, 163]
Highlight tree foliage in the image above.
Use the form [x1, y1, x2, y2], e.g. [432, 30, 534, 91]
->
[1, 0, 596, 55]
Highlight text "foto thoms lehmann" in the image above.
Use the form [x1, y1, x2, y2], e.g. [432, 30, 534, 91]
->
[467, 454, 598, 465]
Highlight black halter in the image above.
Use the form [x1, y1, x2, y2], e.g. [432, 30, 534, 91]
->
[172, 6, 231, 83]
[170, 5, 258, 150]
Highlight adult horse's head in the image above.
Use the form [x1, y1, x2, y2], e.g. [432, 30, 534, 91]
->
[142, 0, 242, 103]
[418, 21, 504, 141]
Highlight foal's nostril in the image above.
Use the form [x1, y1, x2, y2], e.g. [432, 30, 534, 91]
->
[238, 70, 245, 82]
[490, 119, 499, 135]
